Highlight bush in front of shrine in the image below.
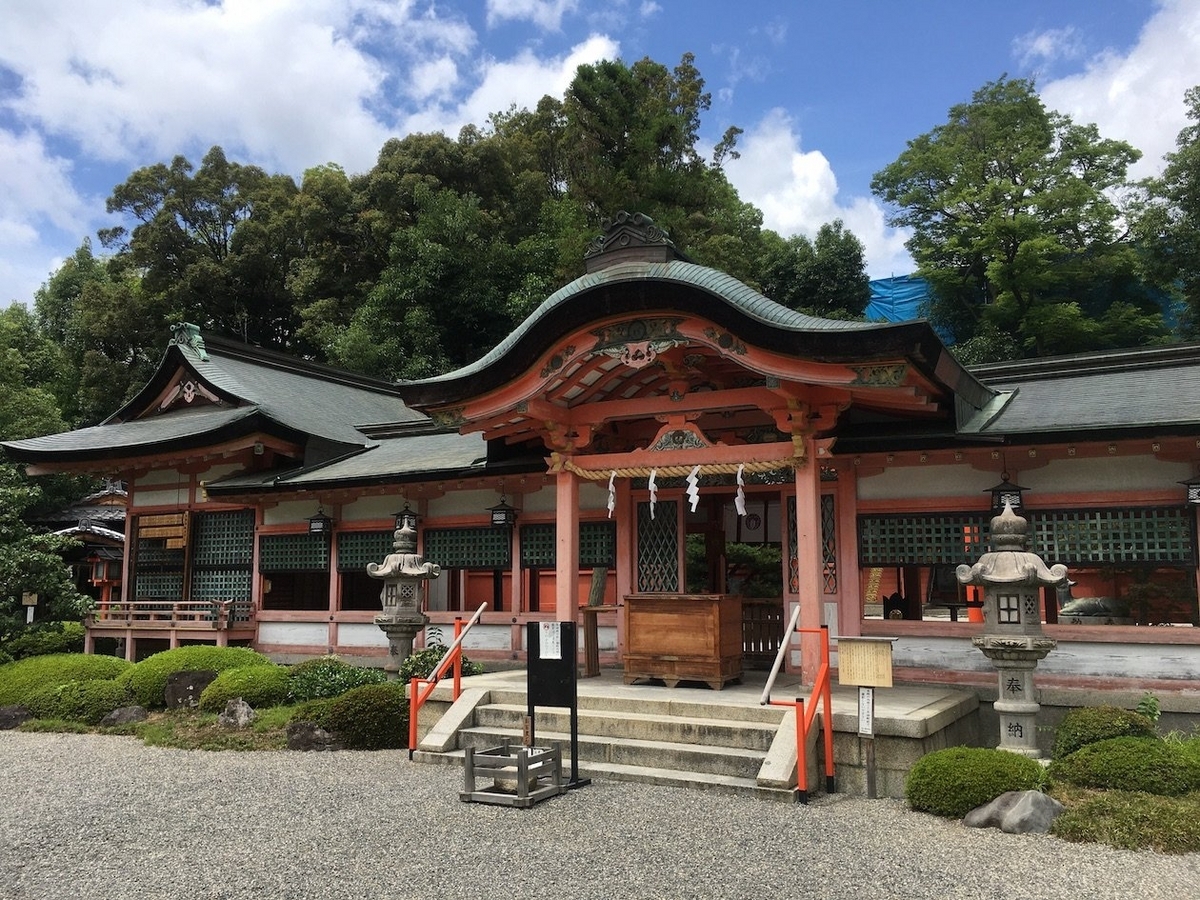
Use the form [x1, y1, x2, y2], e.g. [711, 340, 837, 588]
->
[0, 621, 85, 660]
[286, 655, 386, 703]
[0, 653, 131, 707]
[23, 678, 134, 725]
[1048, 736, 1200, 797]
[906, 746, 1046, 818]
[1052, 706, 1157, 760]
[118, 645, 271, 708]
[398, 643, 483, 682]
[290, 682, 408, 750]
[198, 664, 291, 713]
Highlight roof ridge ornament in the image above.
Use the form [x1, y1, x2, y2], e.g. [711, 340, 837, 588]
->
[583, 211, 689, 272]
[170, 322, 209, 361]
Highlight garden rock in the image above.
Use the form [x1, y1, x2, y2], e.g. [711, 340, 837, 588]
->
[218, 698, 255, 728]
[0, 706, 31, 730]
[963, 790, 1064, 834]
[286, 720, 340, 752]
[99, 706, 148, 727]
[165, 670, 218, 709]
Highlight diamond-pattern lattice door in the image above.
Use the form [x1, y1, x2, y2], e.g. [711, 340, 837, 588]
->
[787, 495, 839, 595]
[637, 500, 678, 592]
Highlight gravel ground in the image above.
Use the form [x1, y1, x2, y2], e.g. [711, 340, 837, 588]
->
[1, 732, 1198, 900]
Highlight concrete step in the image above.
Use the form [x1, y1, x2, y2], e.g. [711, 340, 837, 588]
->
[457, 724, 767, 779]
[483, 687, 786, 725]
[474, 702, 778, 751]
[414, 747, 798, 803]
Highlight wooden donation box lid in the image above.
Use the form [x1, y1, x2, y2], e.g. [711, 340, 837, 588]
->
[837, 637, 895, 688]
[622, 593, 742, 690]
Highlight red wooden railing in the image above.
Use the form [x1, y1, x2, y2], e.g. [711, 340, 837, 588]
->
[88, 600, 253, 629]
[760, 608, 835, 802]
[408, 603, 487, 758]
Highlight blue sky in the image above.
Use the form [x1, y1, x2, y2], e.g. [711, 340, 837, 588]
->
[2, 0, 1199, 307]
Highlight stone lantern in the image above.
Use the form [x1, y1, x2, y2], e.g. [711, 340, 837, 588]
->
[368, 517, 441, 680]
[956, 502, 1065, 758]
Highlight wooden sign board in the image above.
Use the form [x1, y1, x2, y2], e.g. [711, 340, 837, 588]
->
[837, 637, 895, 688]
[138, 513, 187, 548]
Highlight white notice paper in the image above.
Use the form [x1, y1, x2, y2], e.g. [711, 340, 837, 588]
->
[539, 622, 562, 660]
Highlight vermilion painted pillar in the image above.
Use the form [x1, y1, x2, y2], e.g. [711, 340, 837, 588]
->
[555, 469, 580, 624]
[793, 438, 822, 684]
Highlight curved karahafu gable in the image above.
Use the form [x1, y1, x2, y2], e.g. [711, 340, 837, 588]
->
[397, 217, 993, 418]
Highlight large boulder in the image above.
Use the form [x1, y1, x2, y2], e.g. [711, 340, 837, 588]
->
[99, 706, 149, 727]
[963, 790, 1064, 834]
[286, 720, 340, 752]
[217, 698, 255, 728]
[165, 670, 218, 709]
[0, 706, 31, 730]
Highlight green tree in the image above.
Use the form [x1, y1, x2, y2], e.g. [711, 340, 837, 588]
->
[100, 146, 302, 349]
[758, 220, 870, 317]
[1135, 85, 1200, 336]
[871, 77, 1159, 357]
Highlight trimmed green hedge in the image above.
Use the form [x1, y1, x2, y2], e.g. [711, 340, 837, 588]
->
[24, 679, 133, 725]
[1053, 706, 1157, 760]
[118, 646, 271, 708]
[198, 664, 291, 713]
[1049, 736, 1200, 796]
[906, 746, 1045, 818]
[321, 682, 409, 750]
[0, 653, 131, 706]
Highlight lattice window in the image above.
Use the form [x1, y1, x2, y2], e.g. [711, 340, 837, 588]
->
[786, 495, 839, 594]
[259, 533, 331, 572]
[520, 524, 555, 567]
[637, 500, 678, 592]
[858, 513, 991, 566]
[337, 530, 395, 572]
[821, 494, 837, 594]
[423, 527, 511, 569]
[134, 513, 186, 599]
[1029, 507, 1195, 565]
[191, 570, 253, 602]
[191, 510, 254, 566]
[520, 522, 616, 568]
[858, 506, 1195, 567]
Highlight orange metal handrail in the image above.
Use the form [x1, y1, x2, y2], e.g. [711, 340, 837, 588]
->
[408, 603, 487, 758]
[762, 621, 836, 803]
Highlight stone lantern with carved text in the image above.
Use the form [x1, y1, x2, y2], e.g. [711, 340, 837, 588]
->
[956, 503, 1065, 758]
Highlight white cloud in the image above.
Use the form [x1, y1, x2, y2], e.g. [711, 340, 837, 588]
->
[1039, 0, 1200, 180]
[639, 2, 662, 18]
[1012, 26, 1085, 69]
[486, 0, 580, 31]
[409, 57, 460, 102]
[403, 34, 619, 136]
[724, 109, 913, 279]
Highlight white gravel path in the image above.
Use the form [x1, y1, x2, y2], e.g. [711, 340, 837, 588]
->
[1, 731, 1197, 900]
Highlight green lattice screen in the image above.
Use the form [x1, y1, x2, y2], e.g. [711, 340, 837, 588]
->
[134, 540, 184, 599]
[337, 530, 395, 572]
[857, 506, 1195, 567]
[786, 495, 839, 594]
[637, 500, 678, 592]
[259, 533, 331, 572]
[1029, 507, 1195, 565]
[191, 510, 254, 566]
[520, 522, 617, 567]
[858, 513, 989, 566]
[424, 527, 511, 569]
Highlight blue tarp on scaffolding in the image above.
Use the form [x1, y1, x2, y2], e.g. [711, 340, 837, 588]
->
[866, 274, 929, 324]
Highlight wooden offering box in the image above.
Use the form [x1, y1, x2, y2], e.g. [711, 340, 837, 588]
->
[623, 593, 743, 690]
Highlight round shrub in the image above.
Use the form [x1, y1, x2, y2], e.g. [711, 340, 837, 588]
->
[287, 655, 386, 703]
[399, 644, 482, 682]
[906, 746, 1045, 818]
[1, 622, 86, 660]
[0, 653, 131, 706]
[1053, 706, 1157, 760]
[1049, 736, 1200, 796]
[24, 679, 133, 725]
[198, 664, 290, 713]
[322, 682, 408, 750]
[118, 646, 270, 708]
